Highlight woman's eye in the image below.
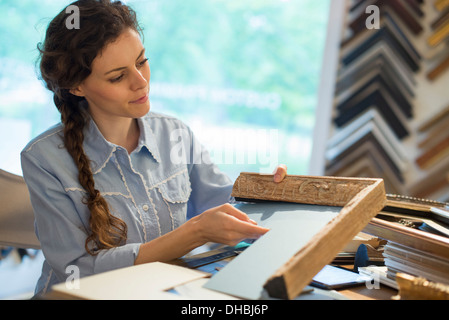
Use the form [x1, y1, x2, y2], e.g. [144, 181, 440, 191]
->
[108, 58, 147, 83]
[110, 74, 124, 83]
[138, 58, 149, 68]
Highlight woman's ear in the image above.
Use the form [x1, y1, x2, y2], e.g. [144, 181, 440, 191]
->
[69, 86, 85, 97]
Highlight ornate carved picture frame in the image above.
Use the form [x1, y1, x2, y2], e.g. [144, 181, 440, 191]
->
[227, 172, 386, 299]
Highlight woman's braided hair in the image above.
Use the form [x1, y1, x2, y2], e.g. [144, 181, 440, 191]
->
[38, 0, 142, 255]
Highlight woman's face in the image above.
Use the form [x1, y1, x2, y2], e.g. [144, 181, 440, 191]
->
[72, 28, 150, 123]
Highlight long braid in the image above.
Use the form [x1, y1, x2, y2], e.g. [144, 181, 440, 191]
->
[39, 0, 140, 255]
[55, 91, 127, 255]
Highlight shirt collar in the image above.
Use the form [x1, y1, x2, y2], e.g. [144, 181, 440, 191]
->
[135, 116, 161, 163]
[83, 115, 161, 174]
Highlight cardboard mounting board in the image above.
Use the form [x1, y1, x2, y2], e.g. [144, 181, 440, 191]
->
[49, 262, 217, 300]
[204, 173, 386, 300]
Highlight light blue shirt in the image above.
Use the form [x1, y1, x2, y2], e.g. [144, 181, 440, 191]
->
[21, 112, 233, 296]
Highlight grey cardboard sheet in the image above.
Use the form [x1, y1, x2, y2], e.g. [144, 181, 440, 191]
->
[203, 202, 341, 299]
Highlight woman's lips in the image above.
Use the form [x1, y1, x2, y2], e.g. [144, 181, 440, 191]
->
[130, 94, 148, 104]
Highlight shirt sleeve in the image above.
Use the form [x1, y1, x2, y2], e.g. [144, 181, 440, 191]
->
[184, 127, 234, 219]
[20, 150, 141, 284]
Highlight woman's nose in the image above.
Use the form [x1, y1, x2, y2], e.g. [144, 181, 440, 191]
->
[130, 68, 148, 91]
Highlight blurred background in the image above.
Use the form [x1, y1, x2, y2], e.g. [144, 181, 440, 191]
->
[0, 0, 331, 179]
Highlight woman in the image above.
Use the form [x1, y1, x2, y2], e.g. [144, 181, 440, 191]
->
[21, 0, 287, 296]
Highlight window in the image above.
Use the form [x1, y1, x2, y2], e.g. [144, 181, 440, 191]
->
[0, 0, 331, 180]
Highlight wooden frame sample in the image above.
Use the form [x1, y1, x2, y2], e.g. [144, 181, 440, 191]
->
[326, 144, 406, 195]
[333, 83, 410, 139]
[364, 217, 449, 261]
[337, 42, 416, 97]
[341, 23, 420, 72]
[395, 273, 449, 300]
[223, 173, 386, 299]
[364, 195, 449, 258]
[327, 108, 408, 175]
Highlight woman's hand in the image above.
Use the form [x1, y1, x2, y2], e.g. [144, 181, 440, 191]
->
[191, 203, 270, 247]
[273, 164, 287, 183]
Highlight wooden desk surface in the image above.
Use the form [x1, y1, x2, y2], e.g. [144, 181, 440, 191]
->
[339, 285, 397, 300]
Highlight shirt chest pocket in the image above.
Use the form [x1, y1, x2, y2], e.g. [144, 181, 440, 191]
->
[154, 170, 192, 229]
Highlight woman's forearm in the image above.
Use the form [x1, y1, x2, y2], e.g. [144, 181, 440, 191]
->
[134, 217, 204, 265]
[134, 203, 270, 265]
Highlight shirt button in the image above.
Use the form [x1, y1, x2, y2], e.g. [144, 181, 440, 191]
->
[142, 204, 149, 212]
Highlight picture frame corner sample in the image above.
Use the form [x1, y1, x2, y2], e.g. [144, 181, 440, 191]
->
[231, 172, 386, 299]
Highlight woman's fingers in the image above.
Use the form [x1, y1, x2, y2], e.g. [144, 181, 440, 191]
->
[220, 203, 257, 224]
[196, 204, 270, 246]
[228, 214, 269, 236]
[219, 204, 269, 236]
[273, 164, 287, 183]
